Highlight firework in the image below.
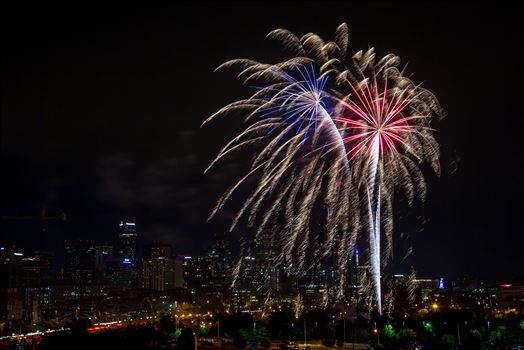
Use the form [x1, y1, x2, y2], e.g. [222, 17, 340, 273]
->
[203, 24, 358, 294]
[205, 23, 442, 314]
[333, 47, 443, 313]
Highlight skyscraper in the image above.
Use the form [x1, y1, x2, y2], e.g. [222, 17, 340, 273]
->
[94, 244, 113, 283]
[64, 240, 95, 285]
[118, 220, 139, 262]
[142, 243, 179, 291]
[117, 219, 139, 287]
[0, 247, 42, 322]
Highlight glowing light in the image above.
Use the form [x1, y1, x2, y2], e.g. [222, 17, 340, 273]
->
[205, 23, 355, 297]
[205, 22, 442, 314]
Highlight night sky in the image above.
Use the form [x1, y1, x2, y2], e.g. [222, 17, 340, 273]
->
[1, 4, 520, 282]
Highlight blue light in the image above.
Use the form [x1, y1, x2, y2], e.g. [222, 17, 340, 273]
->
[123, 258, 132, 265]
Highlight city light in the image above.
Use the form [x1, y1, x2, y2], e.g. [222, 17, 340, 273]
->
[0, 6, 516, 350]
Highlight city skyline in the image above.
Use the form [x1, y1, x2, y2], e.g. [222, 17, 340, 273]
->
[1, 3, 520, 285]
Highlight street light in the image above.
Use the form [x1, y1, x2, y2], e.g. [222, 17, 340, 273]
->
[373, 321, 380, 346]
[373, 328, 380, 345]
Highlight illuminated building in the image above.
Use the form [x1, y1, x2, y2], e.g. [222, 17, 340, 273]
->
[64, 240, 95, 285]
[190, 251, 227, 307]
[142, 243, 180, 291]
[94, 245, 114, 283]
[118, 219, 139, 262]
[117, 219, 139, 287]
[0, 249, 42, 322]
[498, 282, 524, 311]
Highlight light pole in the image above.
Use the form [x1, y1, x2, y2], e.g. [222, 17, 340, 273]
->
[194, 332, 198, 350]
[373, 322, 380, 346]
[343, 318, 346, 348]
[217, 318, 221, 347]
[304, 318, 307, 346]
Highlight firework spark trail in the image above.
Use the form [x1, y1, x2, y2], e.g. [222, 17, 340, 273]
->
[205, 23, 442, 312]
[203, 24, 357, 296]
[334, 57, 443, 313]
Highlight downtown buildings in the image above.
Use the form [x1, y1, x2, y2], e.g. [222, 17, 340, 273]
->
[1, 219, 523, 332]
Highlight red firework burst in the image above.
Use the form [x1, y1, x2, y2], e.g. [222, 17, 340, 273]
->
[336, 79, 420, 160]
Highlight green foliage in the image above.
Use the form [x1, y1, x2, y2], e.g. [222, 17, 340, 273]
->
[469, 328, 481, 339]
[382, 324, 395, 339]
[423, 321, 433, 333]
[397, 328, 416, 343]
[489, 325, 509, 346]
[239, 325, 270, 341]
[520, 319, 524, 331]
[441, 333, 455, 345]
[197, 325, 208, 336]
[170, 329, 182, 339]
[379, 326, 417, 349]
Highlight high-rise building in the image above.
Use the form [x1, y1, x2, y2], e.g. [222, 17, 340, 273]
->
[117, 219, 139, 287]
[254, 228, 279, 293]
[64, 240, 95, 285]
[0, 247, 42, 322]
[181, 251, 226, 306]
[118, 220, 139, 262]
[94, 245, 113, 283]
[142, 243, 180, 291]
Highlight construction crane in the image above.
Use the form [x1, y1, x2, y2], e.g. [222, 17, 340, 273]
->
[1, 207, 67, 247]
[1, 207, 66, 222]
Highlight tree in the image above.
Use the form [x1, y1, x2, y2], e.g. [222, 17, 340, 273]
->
[440, 334, 455, 350]
[239, 325, 270, 350]
[489, 325, 509, 348]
